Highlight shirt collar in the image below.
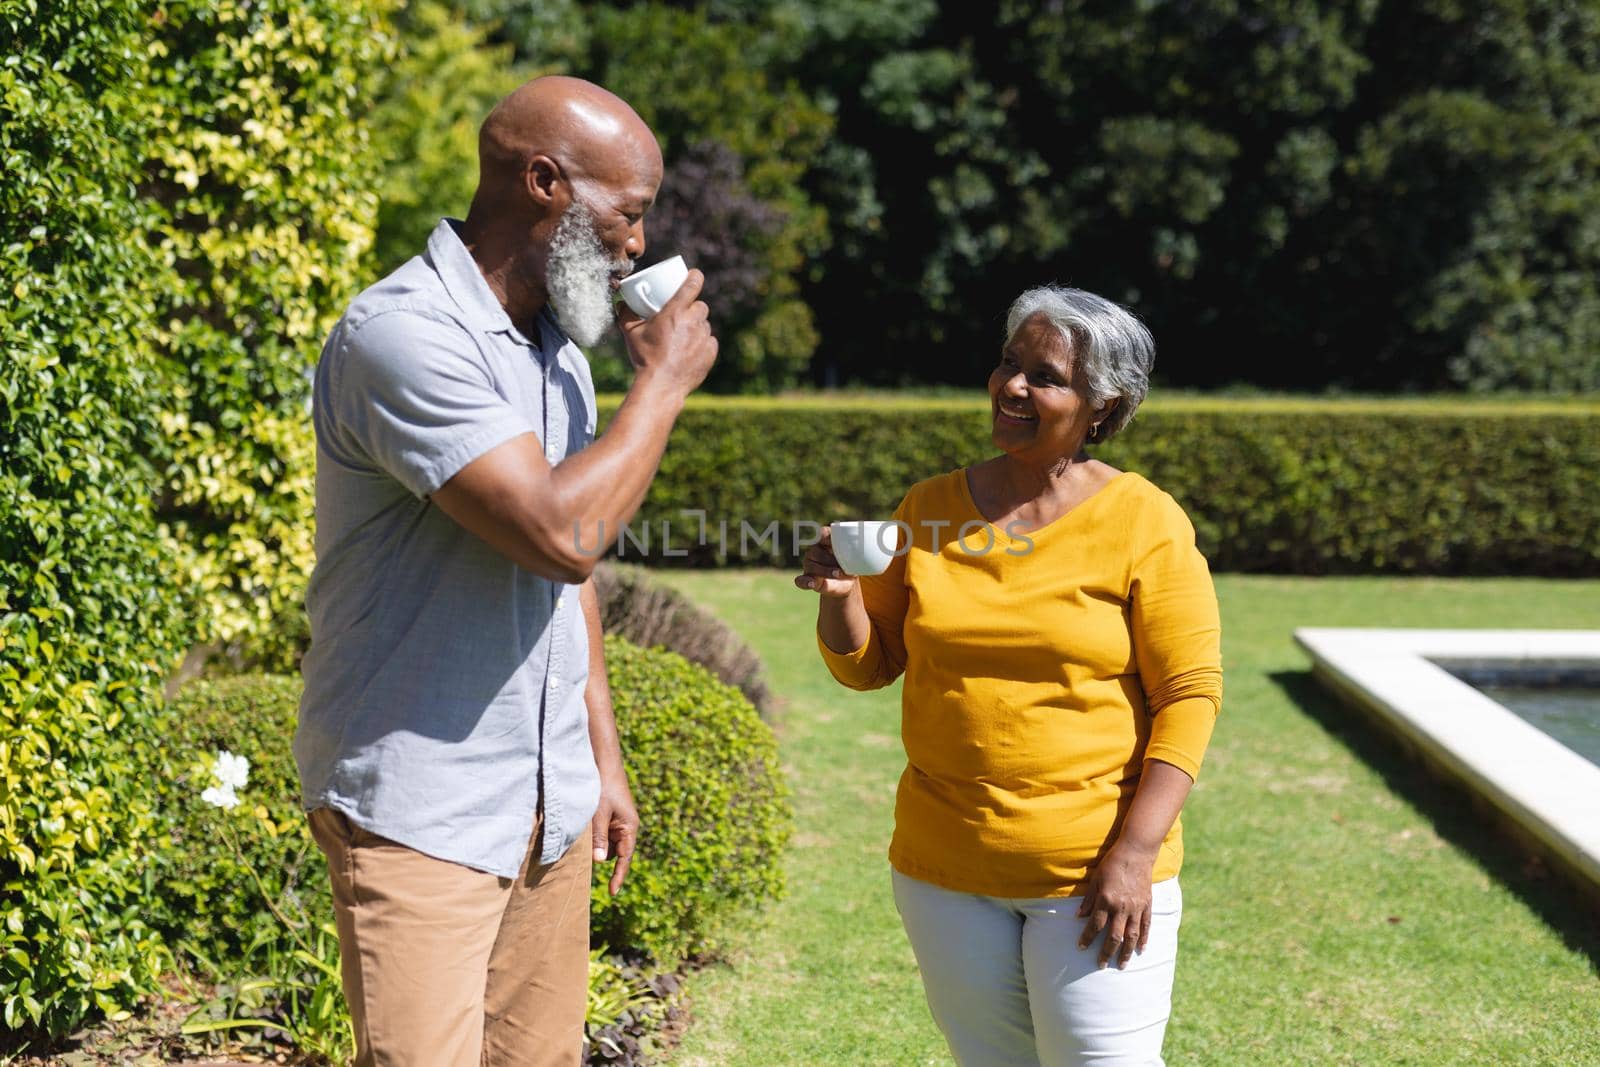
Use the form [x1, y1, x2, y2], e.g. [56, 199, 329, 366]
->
[427, 218, 548, 346]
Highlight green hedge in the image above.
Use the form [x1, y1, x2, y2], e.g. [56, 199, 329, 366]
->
[591, 635, 791, 964]
[1, 0, 188, 1037]
[2, 0, 397, 1040]
[596, 396, 1600, 575]
[147, 0, 396, 672]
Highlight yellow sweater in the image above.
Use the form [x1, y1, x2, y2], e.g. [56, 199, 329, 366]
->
[819, 469, 1222, 898]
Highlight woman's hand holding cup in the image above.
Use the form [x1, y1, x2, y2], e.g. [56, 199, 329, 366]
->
[794, 525, 859, 599]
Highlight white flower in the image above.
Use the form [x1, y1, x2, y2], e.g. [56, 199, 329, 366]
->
[201, 784, 240, 810]
[213, 750, 250, 791]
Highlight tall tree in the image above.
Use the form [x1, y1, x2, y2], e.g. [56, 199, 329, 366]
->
[396, 0, 834, 392]
[705, 0, 1600, 391]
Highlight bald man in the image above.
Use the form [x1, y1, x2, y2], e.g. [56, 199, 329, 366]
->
[293, 77, 718, 1066]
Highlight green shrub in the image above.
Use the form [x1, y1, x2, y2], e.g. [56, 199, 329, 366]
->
[144, 0, 397, 673]
[595, 396, 1600, 576]
[146, 677, 329, 966]
[1, 0, 188, 1038]
[367, 1, 538, 276]
[593, 563, 773, 719]
[147, 651, 786, 1052]
[593, 636, 792, 963]
[148, 675, 669, 1060]
[143, 676, 348, 1061]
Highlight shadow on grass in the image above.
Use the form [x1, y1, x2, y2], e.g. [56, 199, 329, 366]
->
[1270, 669, 1600, 973]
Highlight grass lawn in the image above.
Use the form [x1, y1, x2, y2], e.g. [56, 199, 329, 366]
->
[652, 571, 1600, 1066]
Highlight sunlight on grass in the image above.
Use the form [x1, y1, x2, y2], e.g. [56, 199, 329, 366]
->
[655, 572, 1600, 1066]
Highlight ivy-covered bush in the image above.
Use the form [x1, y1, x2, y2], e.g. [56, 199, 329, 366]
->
[599, 396, 1600, 575]
[144, 0, 397, 673]
[592, 636, 792, 963]
[1, 0, 187, 1038]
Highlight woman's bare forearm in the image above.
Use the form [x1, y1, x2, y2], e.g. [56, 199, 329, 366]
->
[1112, 758, 1194, 863]
[817, 582, 872, 655]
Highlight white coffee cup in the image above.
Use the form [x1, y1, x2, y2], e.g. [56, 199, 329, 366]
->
[830, 521, 900, 577]
[618, 255, 689, 318]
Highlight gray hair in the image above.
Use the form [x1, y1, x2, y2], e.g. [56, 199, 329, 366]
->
[1004, 286, 1154, 442]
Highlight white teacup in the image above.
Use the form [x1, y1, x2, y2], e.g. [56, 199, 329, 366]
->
[830, 521, 900, 577]
[618, 255, 689, 318]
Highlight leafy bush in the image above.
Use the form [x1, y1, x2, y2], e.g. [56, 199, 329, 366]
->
[146, 650, 786, 1053]
[1, 0, 188, 1038]
[144, 0, 397, 673]
[593, 563, 773, 719]
[596, 396, 1600, 575]
[592, 636, 792, 963]
[146, 677, 329, 965]
[367, 1, 536, 276]
[143, 676, 348, 1061]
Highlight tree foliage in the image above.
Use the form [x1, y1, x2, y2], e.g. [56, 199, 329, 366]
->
[373, 0, 1600, 392]
[689, 0, 1600, 392]
[381, 0, 834, 392]
[368, 1, 538, 276]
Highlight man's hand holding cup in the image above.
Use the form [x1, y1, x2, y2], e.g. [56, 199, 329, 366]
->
[618, 257, 717, 398]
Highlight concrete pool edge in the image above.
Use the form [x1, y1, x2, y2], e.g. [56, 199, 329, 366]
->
[1293, 627, 1600, 891]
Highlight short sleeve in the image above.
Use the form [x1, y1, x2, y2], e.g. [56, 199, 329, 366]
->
[322, 310, 536, 497]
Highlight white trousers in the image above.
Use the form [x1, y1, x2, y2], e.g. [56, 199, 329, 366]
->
[892, 872, 1183, 1067]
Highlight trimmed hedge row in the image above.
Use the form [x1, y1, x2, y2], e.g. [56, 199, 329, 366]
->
[599, 397, 1600, 575]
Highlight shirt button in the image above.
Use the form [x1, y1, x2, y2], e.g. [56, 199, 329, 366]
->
[556, 594, 566, 609]
[548, 676, 560, 691]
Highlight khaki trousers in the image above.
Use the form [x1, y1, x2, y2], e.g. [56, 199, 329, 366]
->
[308, 808, 592, 1067]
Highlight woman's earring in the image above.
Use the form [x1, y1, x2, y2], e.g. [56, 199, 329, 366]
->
[1088, 423, 1099, 442]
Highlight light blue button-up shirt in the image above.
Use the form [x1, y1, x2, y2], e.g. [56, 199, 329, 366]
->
[295, 218, 600, 878]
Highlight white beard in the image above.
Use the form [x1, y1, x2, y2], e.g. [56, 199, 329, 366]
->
[545, 203, 628, 348]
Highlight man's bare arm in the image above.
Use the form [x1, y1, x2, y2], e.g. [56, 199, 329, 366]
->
[581, 577, 636, 895]
[432, 272, 716, 581]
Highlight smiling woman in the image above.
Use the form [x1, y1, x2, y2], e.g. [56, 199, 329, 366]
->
[797, 285, 1219, 1066]
[993, 286, 1153, 445]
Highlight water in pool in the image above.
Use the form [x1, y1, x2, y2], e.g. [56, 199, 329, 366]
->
[1475, 686, 1600, 766]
